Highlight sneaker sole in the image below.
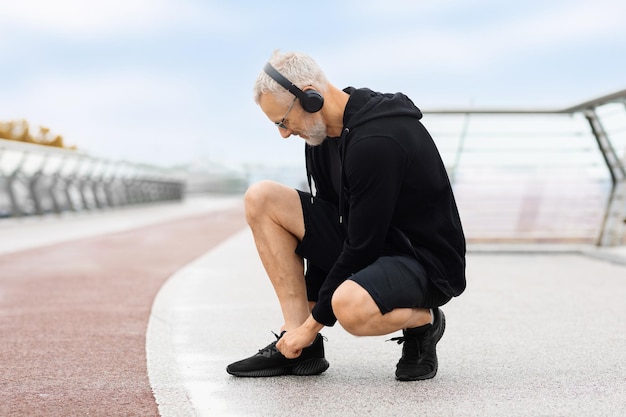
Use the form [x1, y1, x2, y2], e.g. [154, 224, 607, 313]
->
[395, 311, 446, 382]
[227, 358, 329, 378]
[396, 368, 437, 381]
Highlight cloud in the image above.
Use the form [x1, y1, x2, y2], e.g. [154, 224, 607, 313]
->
[0, 0, 165, 34]
[354, 0, 494, 15]
[0, 70, 207, 162]
[322, 0, 626, 86]
[492, 1, 626, 48]
[0, 0, 238, 38]
[0, 68, 305, 168]
[1, 0, 624, 169]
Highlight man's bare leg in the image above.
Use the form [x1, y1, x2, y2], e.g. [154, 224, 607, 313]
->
[331, 280, 432, 336]
[244, 180, 309, 330]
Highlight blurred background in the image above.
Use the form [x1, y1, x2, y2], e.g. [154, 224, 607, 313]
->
[1, 0, 625, 244]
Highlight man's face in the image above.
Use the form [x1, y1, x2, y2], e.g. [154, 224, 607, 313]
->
[260, 93, 327, 146]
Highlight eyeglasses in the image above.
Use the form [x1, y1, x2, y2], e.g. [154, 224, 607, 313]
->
[274, 97, 297, 130]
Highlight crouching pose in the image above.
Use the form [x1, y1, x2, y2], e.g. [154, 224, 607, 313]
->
[226, 50, 466, 381]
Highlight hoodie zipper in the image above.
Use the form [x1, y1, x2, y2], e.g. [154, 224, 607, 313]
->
[338, 127, 350, 224]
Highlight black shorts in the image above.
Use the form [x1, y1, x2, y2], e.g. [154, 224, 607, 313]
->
[294, 190, 451, 314]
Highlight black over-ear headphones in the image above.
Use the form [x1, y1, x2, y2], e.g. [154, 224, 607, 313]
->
[263, 62, 324, 113]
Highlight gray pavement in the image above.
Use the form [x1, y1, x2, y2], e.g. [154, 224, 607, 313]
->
[147, 229, 626, 417]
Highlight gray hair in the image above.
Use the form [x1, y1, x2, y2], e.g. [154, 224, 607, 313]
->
[253, 50, 329, 106]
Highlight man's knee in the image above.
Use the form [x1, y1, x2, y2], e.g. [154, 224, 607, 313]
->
[244, 180, 280, 222]
[332, 280, 378, 336]
[244, 181, 304, 238]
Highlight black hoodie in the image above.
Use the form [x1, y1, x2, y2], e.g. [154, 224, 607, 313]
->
[305, 87, 466, 327]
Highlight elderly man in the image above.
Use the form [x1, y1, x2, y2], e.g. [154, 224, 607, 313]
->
[226, 50, 466, 381]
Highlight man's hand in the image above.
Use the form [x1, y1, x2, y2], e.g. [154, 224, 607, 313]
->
[276, 316, 324, 359]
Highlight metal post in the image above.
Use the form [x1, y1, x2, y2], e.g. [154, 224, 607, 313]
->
[28, 154, 50, 215]
[0, 148, 9, 217]
[7, 151, 29, 217]
[584, 108, 626, 246]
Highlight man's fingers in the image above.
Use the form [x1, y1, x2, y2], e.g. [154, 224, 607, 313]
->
[283, 349, 302, 359]
[276, 338, 302, 359]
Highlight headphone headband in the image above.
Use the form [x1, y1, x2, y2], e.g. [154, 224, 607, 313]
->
[263, 63, 306, 101]
[263, 62, 324, 113]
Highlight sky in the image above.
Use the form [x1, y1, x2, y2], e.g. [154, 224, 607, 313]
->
[0, 0, 625, 173]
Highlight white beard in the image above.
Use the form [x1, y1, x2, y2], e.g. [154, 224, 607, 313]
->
[302, 117, 328, 147]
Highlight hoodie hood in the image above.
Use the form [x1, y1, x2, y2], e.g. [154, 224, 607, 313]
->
[305, 87, 423, 223]
[341, 87, 423, 130]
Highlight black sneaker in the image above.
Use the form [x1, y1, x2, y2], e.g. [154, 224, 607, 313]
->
[391, 308, 446, 381]
[226, 331, 330, 377]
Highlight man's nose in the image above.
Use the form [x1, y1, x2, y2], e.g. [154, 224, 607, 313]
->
[278, 127, 293, 138]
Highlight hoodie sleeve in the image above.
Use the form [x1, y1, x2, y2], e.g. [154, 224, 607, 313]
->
[311, 135, 407, 326]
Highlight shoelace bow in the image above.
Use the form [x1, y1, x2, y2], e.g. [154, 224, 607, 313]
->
[256, 331, 328, 354]
[387, 335, 406, 345]
[387, 335, 421, 360]
[257, 331, 283, 354]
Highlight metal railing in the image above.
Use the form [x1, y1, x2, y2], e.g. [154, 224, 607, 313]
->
[424, 89, 626, 246]
[0, 139, 185, 218]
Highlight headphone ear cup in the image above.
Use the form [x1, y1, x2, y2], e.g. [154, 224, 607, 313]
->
[301, 90, 324, 113]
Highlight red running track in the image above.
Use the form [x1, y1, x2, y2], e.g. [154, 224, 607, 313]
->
[0, 207, 246, 417]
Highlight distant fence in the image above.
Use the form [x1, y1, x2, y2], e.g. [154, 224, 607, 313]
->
[424, 89, 626, 246]
[0, 139, 185, 218]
